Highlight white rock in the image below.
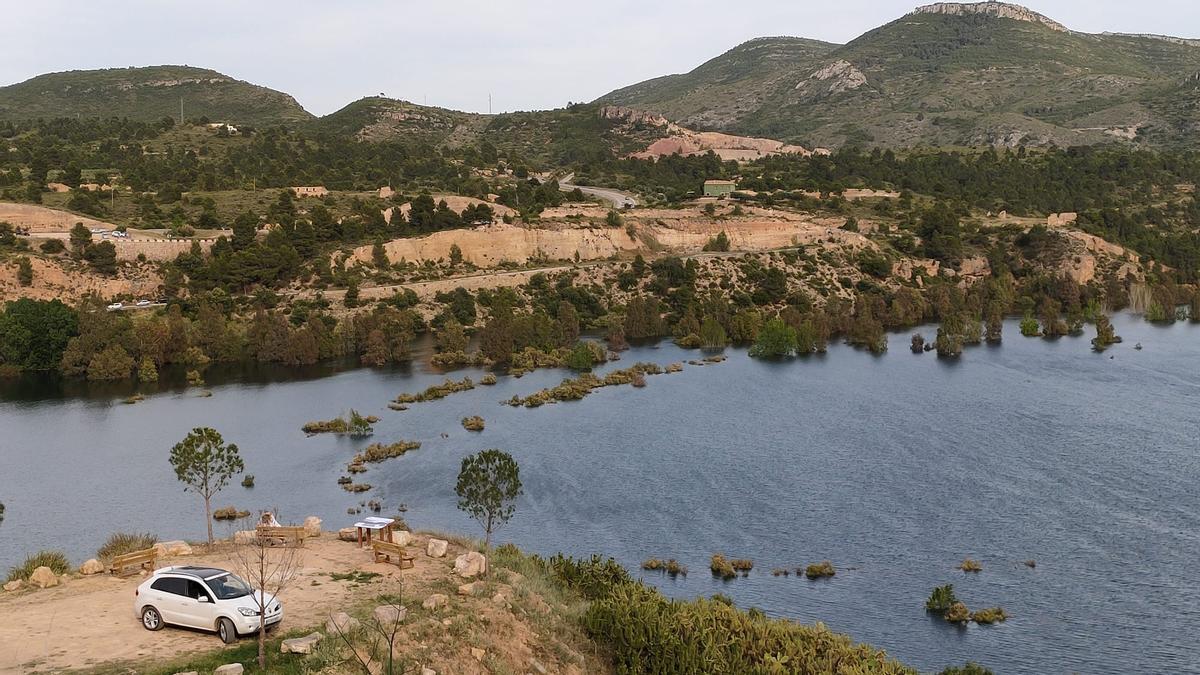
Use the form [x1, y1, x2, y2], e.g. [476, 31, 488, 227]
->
[214, 665, 244, 675]
[426, 538, 448, 558]
[303, 516, 322, 537]
[470, 647, 485, 661]
[29, 566, 59, 588]
[457, 582, 479, 596]
[422, 593, 448, 610]
[422, 668, 436, 675]
[233, 530, 257, 545]
[153, 540, 193, 556]
[453, 551, 487, 578]
[3, 580, 23, 592]
[529, 657, 548, 675]
[337, 527, 357, 542]
[280, 632, 322, 654]
[393, 530, 413, 546]
[173, 671, 199, 675]
[372, 604, 407, 625]
[325, 611, 360, 634]
[79, 559, 104, 575]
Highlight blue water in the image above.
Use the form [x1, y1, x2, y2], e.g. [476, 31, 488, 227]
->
[1, 313, 1197, 674]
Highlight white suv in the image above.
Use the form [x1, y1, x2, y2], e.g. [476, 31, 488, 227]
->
[134, 566, 283, 643]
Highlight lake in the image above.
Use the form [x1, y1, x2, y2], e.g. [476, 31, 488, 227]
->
[1, 313, 1197, 674]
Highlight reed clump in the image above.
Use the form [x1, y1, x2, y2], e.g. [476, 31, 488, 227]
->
[394, 377, 475, 405]
[804, 561, 836, 579]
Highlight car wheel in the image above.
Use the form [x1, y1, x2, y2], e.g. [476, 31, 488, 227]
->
[141, 606, 163, 631]
[218, 617, 237, 644]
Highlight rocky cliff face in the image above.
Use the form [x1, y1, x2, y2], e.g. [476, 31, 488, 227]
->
[910, 2, 1068, 32]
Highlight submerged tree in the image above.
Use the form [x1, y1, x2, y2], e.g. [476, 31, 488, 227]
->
[169, 427, 244, 545]
[1091, 313, 1121, 351]
[749, 318, 797, 358]
[456, 449, 523, 548]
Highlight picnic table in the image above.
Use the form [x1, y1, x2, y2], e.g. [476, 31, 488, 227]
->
[352, 516, 395, 548]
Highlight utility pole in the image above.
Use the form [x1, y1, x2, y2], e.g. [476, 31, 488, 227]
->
[179, 96, 184, 125]
[488, 93, 492, 115]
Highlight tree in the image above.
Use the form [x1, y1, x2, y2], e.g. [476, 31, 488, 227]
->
[69, 222, 92, 255]
[435, 318, 469, 353]
[228, 518, 302, 669]
[0, 298, 78, 371]
[371, 240, 390, 269]
[16, 257, 32, 287]
[169, 428, 244, 545]
[449, 243, 464, 267]
[749, 318, 797, 358]
[84, 241, 118, 275]
[455, 449, 523, 548]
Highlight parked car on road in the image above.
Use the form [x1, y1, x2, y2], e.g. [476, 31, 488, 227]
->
[106, 302, 123, 311]
[136, 299, 151, 306]
[134, 566, 282, 644]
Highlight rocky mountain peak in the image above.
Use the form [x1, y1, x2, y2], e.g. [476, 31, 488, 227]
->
[909, 2, 1068, 32]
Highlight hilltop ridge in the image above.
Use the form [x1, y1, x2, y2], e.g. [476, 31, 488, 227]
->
[909, 2, 1068, 32]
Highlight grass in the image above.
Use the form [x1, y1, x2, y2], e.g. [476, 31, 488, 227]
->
[804, 560, 836, 579]
[96, 532, 158, 562]
[6, 550, 71, 582]
[461, 415, 485, 431]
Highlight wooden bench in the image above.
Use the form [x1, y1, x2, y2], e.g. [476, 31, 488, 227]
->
[256, 525, 307, 547]
[109, 548, 158, 577]
[371, 540, 414, 569]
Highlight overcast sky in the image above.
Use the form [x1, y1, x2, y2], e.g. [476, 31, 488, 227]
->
[4, 1, 1197, 116]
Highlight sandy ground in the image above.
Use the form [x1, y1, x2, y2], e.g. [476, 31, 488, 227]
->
[1, 534, 457, 673]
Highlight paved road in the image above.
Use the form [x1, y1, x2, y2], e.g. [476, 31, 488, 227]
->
[557, 172, 639, 208]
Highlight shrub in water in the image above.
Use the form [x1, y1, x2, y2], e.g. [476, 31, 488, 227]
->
[804, 561, 836, 579]
[970, 607, 1008, 624]
[241, 474, 255, 488]
[944, 602, 970, 624]
[960, 558, 982, 572]
[710, 554, 737, 580]
[462, 416, 485, 431]
[925, 584, 959, 613]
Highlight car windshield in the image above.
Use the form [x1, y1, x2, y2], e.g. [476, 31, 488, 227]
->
[206, 573, 252, 600]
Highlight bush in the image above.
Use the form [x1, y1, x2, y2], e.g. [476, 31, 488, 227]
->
[804, 561, 836, 579]
[941, 663, 994, 675]
[7, 550, 70, 582]
[241, 474, 255, 488]
[710, 554, 736, 580]
[970, 607, 1008, 624]
[461, 416, 485, 431]
[97, 532, 158, 562]
[925, 584, 959, 613]
[583, 578, 911, 674]
[944, 602, 970, 623]
[960, 558, 982, 572]
[212, 507, 249, 520]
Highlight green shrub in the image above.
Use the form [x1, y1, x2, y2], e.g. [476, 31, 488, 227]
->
[241, 474, 255, 488]
[804, 560, 836, 579]
[97, 532, 158, 562]
[7, 550, 70, 582]
[925, 584, 959, 613]
[584, 580, 912, 674]
[940, 663, 994, 675]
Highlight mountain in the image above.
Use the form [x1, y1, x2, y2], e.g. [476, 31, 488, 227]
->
[598, 2, 1200, 148]
[0, 65, 313, 125]
[315, 98, 667, 166]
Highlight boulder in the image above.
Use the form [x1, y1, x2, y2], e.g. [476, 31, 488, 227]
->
[280, 632, 322, 655]
[426, 539, 448, 558]
[422, 593, 448, 610]
[372, 604, 407, 625]
[154, 540, 193, 556]
[79, 559, 104, 575]
[214, 665, 244, 675]
[29, 566, 59, 589]
[233, 530, 257, 545]
[471, 647, 485, 661]
[3, 580, 23, 592]
[337, 527, 357, 542]
[422, 669, 437, 675]
[457, 582, 480, 596]
[173, 672, 198, 675]
[303, 516, 322, 537]
[325, 611, 360, 634]
[453, 551, 487, 578]
[393, 530, 413, 546]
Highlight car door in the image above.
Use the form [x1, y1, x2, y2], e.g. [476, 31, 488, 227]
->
[149, 576, 189, 625]
[176, 579, 217, 630]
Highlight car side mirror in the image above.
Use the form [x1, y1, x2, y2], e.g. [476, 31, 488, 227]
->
[197, 596, 210, 603]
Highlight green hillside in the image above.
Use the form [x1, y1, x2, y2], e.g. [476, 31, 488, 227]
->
[598, 3, 1200, 148]
[0, 65, 313, 125]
